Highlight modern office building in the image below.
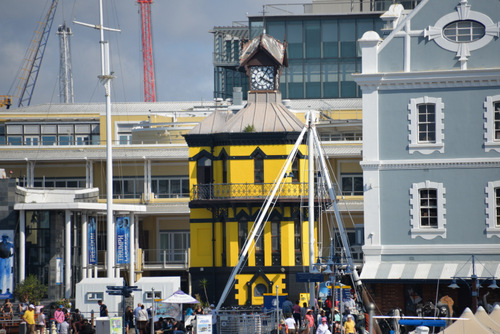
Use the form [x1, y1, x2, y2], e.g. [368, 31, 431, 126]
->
[212, 0, 423, 101]
[356, 0, 500, 315]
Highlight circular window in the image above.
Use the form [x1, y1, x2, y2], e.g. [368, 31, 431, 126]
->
[443, 20, 485, 42]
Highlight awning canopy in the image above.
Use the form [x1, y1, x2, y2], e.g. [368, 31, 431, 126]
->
[360, 261, 500, 281]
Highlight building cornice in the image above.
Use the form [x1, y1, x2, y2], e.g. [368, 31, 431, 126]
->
[354, 68, 500, 90]
[361, 157, 500, 171]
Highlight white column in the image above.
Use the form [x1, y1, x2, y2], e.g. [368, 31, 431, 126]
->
[86, 160, 94, 188]
[82, 213, 88, 279]
[358, 31, 381, 74]
[65, 210, 71, 298]
[129, 214, 135, 285]
[19, 211, 26, 282]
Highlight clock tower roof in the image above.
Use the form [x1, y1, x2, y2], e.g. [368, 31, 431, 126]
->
[240, 33, 287, 68]
[219, 91, 303, 133]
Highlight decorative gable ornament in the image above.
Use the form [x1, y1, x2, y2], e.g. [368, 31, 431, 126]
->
[424, 0, 500, 69]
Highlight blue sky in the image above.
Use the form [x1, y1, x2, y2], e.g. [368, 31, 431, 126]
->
[0, 0, 306, 106]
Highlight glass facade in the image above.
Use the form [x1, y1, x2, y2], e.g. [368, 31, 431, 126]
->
[213, 14, 384, 100]
[252, 15, 384, 99]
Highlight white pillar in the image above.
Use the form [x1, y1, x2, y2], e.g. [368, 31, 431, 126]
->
[19, 210, 26, 282]
[129, 214, 135, 285]
[358, 31, 381, 74]
[82, 213, 88, 279]
[65, 210, 71, 299]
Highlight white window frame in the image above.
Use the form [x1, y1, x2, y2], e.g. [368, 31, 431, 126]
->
[408, 96, 445, 154]
[410, 180, 446, 240]
[483, 95, 500, 152]
[485, 180, 500, 238]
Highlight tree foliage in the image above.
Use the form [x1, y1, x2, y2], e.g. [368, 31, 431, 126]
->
[13, 274, 47, 304]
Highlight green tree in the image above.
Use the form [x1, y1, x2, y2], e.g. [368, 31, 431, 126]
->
[13, 274, 48, 305]
[199, 278, 209, 306]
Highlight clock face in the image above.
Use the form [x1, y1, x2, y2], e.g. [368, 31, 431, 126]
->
[250, 66, 275, 90]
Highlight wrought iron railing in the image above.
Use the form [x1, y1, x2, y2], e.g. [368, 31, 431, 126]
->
[192, 182, 313, 200]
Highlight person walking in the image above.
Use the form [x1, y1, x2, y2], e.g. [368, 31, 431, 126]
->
[284, 313, 297, 334]
[97, 300, 108, 317]
[23, 304, 36, 334]
[304, 309, 315, 334]
[136, 305, 148, 334]
[36, 308, 46, 334]
[315, 317, 330, 334]
[125, 306, 134, 334]
[133, 303, 142, 334]
[293, 300, 302, 328]
[60, 316, 70, 334]
[343, 315, 356, 334]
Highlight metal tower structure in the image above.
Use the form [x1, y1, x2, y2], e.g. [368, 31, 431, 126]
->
[57, 23, 74, 104]
[138, 0, 156, 102]
[17, 0, 59, 107]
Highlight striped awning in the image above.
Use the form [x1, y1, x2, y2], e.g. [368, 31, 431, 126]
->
[360, 261, 500, 281]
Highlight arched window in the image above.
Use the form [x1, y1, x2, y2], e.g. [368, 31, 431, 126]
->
[254, 283, 267, 297]
[254, 155, 264, 183]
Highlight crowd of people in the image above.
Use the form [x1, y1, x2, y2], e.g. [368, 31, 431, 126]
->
[280, 292, 366, 334]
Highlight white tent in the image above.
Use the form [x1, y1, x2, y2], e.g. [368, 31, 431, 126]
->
[491, 305, 500, 326]
[162, 289, 199, 304]
[438, 308, 493, 334]
[475, 306, 500, 333]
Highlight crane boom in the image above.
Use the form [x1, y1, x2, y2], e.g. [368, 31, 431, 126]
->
[138, 0, 156, 102]
[17, 0, 59, 107]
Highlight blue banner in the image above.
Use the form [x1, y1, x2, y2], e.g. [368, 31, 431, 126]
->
[116, 217, 130, 264]
[88, 217, 97, 265]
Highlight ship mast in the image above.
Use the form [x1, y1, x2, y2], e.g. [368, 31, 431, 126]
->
[74, 0, 121, 278]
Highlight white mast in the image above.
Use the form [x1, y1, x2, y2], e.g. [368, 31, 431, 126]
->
[307, 112, 316, 310]
[74, 0, 121, 278]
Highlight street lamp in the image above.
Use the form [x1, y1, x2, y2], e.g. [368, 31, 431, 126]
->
[447, 255, 498, 312]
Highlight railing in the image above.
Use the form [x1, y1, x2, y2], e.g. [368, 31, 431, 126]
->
[193, 182, 319, 200]
[192, 182, 346, 201]
[218, 309, 279, 334]
[141, 248, 188, 269]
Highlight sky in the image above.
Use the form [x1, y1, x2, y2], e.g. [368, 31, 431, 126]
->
[0, 0, 306, 107]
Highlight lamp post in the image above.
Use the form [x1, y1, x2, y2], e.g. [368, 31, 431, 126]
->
[448, 255, 499, 312]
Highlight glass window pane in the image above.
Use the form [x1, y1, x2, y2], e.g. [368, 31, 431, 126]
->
[24, 125, 39, 135]
[267, 21, 285, 41]
[58, 125, 73, 133]
[42, 136, 56, 146]
[75, 124, 90, 134]
[287, 21, 303, 59]
[7, 125, 22, 135]
[59, 135, 73, 145]
[8, 137, 22, 145]
[41, 124, 57, 134]
[305, 21, 320, 58]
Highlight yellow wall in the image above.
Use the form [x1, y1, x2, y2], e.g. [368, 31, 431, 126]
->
[234, 273, 286, 306]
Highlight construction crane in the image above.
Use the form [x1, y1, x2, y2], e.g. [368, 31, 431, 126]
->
[137, 0, 157, 102]
[12, 0, 60, 108]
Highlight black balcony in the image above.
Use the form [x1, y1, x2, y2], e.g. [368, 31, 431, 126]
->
[192, 182, 329, 201]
